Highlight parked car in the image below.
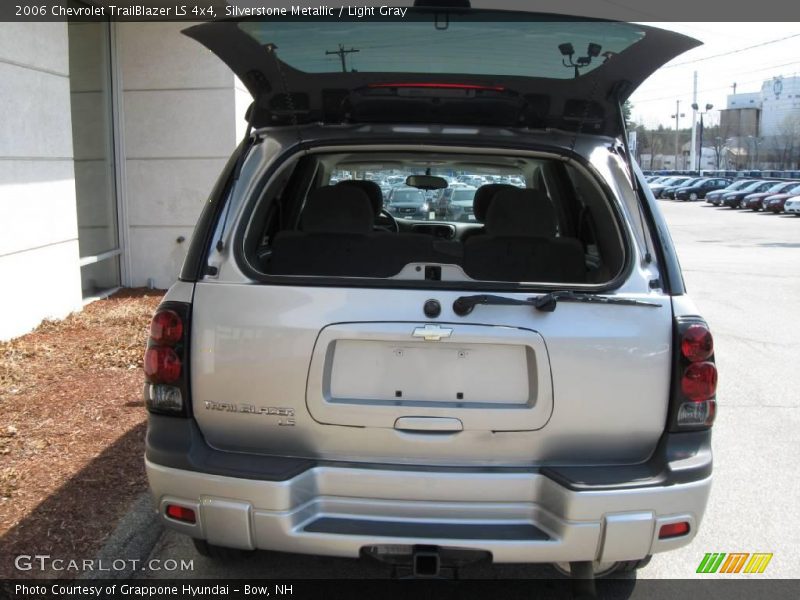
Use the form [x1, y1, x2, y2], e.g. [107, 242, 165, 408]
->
[675, 178, 732, 201]
[145, 13, 715, 580]
[378, 182, 394, 198]
[764, 183, 800, 213]
[435, 186, 478, 220]
[706, 180, 755, 206]
[662, 177, 706, 200]
[649, 176, 692, 198]
[721, 180, 778, 208]
[432, 182, 469, 215]
[385, 175, 406, 187]
[784, 196, 800, 215]
[385, 186, 431, 219]
[457, 174, 487, 187]
[742, 181, 800, 211]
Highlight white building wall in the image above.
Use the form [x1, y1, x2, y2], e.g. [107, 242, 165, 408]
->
[0, 23, 82, 341]
[759, 76, 800, 138]
[726, 92, 761, 110]
[116, 22, 244, 288]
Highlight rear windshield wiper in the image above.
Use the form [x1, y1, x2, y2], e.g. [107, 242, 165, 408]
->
[452, 292, 662, 315]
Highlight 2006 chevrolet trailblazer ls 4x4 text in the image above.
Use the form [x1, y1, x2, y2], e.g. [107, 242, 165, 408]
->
[142, 6, 717, 581]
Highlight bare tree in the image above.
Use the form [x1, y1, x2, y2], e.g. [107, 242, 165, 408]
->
[704, 123, 732, 170]
[648, 126, 666, 170]
[772, 114, 800, 170]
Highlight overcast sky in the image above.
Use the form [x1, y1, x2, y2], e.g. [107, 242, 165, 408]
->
[630, 22, 800, 130]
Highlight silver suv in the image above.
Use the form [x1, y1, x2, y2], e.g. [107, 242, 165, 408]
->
[143, 10, 716, 580]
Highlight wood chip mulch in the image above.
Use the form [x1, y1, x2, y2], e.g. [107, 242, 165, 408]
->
[0, 289, 164, 578]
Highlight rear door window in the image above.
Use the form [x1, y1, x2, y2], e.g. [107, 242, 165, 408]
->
[244, 151, 627, 288]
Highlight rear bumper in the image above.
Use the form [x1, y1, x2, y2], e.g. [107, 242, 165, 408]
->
[145, 417, 712, 563]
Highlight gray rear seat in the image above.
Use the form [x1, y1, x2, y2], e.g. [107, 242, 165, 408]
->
[267, 186, 441, 277]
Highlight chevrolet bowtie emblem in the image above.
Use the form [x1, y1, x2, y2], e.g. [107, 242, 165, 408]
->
[412, 325, 453, 341]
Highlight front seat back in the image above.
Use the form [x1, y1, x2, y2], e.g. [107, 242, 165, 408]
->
[472, 183, 518, 223]
[268, 185, 386, 276]
[336, 179, 384, 215]
[463, 188, 586, 283]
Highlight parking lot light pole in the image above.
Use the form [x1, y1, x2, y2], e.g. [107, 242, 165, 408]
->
[692, 102, 714, 170]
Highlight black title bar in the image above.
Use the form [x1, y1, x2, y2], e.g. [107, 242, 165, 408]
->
[1, 1, 798, 22]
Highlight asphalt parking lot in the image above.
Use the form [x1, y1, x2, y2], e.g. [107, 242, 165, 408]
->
[136, 200, 800, 582]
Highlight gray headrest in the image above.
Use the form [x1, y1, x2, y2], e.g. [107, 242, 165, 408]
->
[485, 188, 557, 237]
[301, 186, 374, 234]
[473, 183, 517, 222]
[336, 179, 383, 215]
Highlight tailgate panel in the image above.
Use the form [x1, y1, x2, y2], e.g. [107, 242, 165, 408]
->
[190, 283, 671, 466]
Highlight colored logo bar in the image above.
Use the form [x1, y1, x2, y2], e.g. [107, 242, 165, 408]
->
[697, 553, 773, 574]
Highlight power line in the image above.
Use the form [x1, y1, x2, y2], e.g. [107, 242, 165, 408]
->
[632, 61, 800, 104]
[663, 33, 800, 68]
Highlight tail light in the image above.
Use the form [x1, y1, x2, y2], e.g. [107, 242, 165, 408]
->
[144, 346, 181, 383]
[149, 310, 183, 344]
[681, 362, 717, 401]
[681, 324, 713, 362]
[669, 317, 717, 430]
[144, 302, 191, 417]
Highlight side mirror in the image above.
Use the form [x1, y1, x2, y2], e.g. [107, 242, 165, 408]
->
[406, 175, 448, 190]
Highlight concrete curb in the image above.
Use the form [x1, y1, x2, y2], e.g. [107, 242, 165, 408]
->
[81, 492, 164, 580]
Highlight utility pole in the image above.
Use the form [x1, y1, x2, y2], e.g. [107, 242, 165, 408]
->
[698, 112, 705, 170]
[671, 100, 685, 170]
[690, 71, 698, 172]
[325, 44, 359, 72]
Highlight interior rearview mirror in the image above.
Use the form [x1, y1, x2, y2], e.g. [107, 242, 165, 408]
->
[406, 175, 448, 190]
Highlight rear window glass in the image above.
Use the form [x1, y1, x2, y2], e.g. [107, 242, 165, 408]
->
[238, 19, 645, 79]
[246, 152, 625, 287]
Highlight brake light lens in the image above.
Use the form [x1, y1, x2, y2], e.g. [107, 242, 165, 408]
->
[150, 309, 183, 344]
[367, 82, 506, 91]
[681, 324, 713, 362]
[144, 345, 181, 384]
[681, 362, 718, 402]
